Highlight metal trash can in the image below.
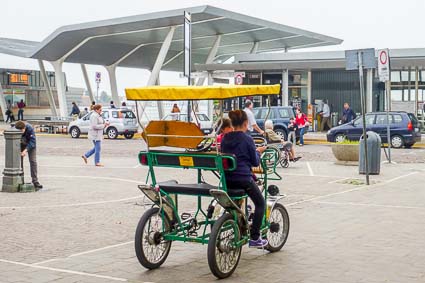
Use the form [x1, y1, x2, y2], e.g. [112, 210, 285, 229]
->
[331, 112, 339, 127]
[359, 131, 381, 175]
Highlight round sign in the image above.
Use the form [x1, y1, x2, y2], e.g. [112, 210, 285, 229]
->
[235, 74, 243, 85]
[379, 50, 388, 65]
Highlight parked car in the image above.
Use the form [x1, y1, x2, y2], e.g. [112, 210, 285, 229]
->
[252, 106, 296, 140]
[69, 108, 138, 139]
[162, 112, 213, 134]
[326, 111, 421, 148]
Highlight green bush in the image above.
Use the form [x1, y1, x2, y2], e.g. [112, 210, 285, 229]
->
[336, 139, 359, 145]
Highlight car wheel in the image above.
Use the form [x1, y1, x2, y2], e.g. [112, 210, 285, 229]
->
[390, 135, 404, 149]
[70, 127, 80, 138]
[335, 134, 346, 143]
[124, 133, 134, 139]
[274, 128, 288, 141]
[107, 127, 118, 139]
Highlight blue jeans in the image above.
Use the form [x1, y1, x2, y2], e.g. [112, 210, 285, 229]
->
[18, 109, 24, 120]
[84, 140, 101, 164]
[299, 127, 305, 145]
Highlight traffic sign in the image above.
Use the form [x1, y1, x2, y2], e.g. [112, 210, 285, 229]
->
[234, 74, 243, 85]
[377, 49, 390, 82]
[95, 72, 101, 83]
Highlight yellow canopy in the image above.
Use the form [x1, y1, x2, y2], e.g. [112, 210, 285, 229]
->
[125, 84, 280, 101]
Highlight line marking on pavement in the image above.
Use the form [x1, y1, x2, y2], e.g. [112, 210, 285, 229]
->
[69, 241, 133, 258]
[312, 201, 425, 210]
[286, 171, 419, 207]
[0, 258, 127, 282]
[328, 177, 350, 184]
[133, 164, 141, 168]
[306, 162, 314, 176]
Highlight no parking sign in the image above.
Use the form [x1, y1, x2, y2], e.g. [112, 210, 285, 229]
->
[378, 49, 390, 82]
[234, 72, 245, 85]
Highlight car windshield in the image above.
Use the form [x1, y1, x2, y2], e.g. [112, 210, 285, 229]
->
[122, 111, 135, 119]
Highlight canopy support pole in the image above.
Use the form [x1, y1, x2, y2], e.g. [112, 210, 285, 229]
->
[282, 69, 289, 106]
[0, 81, 7, 121]
[105, 65, 120, 105]
[250, 42, 259, 53]
[145, 26, 176, 120]
[81, 64, 95, 103]
[50, 60, 68, 118]
[38, 60, 58, 117]
[366, 69, 373, 112]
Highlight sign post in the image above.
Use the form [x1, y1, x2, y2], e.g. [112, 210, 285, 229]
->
[95, 72, 101, 102]
[345, 48, 376, 185]
[184, 11, 192, 122]
[377, 49, 391, 163]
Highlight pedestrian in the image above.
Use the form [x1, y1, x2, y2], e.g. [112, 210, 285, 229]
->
[320, 100, 331, 132]
[171, 103, 180, 113]
[287, 117, 298, 145]
[90, 101, 96, 111]
[341, 102, 356, 124]
[70, 102, 80, 120]
[5, 99, 15, 123]
[81, 104, 109, 167]
[220, 109, 268, 248]
[295, 107, 308, 146]
[14, 121, 43, 190]
[216, 118, 233, 150]
[243, 99, 264, 136]
[79, 107, 88, 118]
[110, 101, 116, 109]
[17, 99, 25, 120]
[264, 120, 301, 162]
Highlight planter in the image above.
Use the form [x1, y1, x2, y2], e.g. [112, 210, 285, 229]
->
[331, 143, 359, 165]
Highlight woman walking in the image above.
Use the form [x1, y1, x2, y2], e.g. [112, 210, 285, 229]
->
[81, 104, 109, 167]
[295, 108, 308, 146]
[5, 100, 15, 123]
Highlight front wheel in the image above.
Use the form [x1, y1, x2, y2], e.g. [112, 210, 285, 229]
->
[135, 207, 172, 269]
[265, 203, 290, 252]
[274, 128, 288, 141]
[207, 213, 242, 279]
[70, 127, 80, 138]
[335, 134, 346, 143]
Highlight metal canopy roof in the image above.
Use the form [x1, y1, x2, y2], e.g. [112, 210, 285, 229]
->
[0, 6, 342, 71]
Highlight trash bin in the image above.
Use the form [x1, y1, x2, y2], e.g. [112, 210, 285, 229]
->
[331, 112, 339, 127]
[359, 131, 381, 175]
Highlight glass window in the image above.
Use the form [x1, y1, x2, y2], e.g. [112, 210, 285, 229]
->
[401, 71, 409, 82]
[354, 115, 375, 126]
[277, 108, 290, 118]
[391, 71, 401, 83]
[392, 114, 403, 123]
[102, 111, 109, 119]
[122, 111, 135, 119]
[375, 114, 388, 124]
[196, 114, 209, 121]
[83, 112, 92, 120]
[421, 70, 425, 83]
[111, 111, 118, 118]
[391, 89, 403, 101]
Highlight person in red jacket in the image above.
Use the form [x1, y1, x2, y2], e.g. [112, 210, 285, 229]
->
[295, 108, 307, 146]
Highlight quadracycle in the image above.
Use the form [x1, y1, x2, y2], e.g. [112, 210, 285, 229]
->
[125, 84, 290, 279]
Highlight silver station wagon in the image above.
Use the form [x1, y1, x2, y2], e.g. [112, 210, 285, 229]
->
[69, 107, 138, 139]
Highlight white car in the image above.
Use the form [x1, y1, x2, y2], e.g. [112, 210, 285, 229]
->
[69, 108, 138, 139]
[162, 112, 213, 134]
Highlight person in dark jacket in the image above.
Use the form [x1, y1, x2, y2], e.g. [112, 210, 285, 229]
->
[14, 121, 42, 189]
[341, 102, 356, 124]
[70, 102, 80, 118]
[220, 109, 268, 248]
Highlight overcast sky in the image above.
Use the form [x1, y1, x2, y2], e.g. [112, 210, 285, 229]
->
[1, 0, 424, 98]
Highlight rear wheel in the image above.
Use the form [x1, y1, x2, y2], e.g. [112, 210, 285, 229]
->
[265, 203, 290, 252]
[390, 135, 404, 149]
[274, 128, 288, 141]
[124, 132, 134, 139]
[135, 207, 172, 269]
[335, 134, 346, 143]
[106, 127, 118, 139]
[208, 213, 242, 279]
[70, 127, 81, 138]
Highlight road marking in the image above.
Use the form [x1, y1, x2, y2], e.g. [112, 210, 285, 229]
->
[69, 241, 133, 258]
[286, 171, 419, 207]
[327, 177, 350, 184]
[0, 258, 127, 281]
[313, 201, 425, 210]
[306, 162, 314, 176]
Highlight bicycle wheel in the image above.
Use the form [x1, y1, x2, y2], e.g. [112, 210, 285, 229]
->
[280, 157, 289, 168]
[266, 203, 290, 252]
[135, 207, 172, 269]
[207, 213, 242, 279]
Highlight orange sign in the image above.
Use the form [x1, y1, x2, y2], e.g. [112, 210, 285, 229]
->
[307, 104, 314, 123]
[9, 73, 29, 85]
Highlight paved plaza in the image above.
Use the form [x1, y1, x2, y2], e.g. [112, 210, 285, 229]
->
[1, 135, 425, 283]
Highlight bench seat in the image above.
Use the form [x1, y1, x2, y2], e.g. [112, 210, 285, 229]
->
[158, 180, 246, 197]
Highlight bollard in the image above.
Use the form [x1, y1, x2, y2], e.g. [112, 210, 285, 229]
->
[2, 127, 24, 192]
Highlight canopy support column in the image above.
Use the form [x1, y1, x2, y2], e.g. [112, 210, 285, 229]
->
[146, 26, 176, 119]
[250, 42, 259, 54]
[50, 60, 68, 118]
[366, 69, 373, 112]
[282, 69, 289, 106]
[0, 81, 7, 121]
[38, 59, 58, 117]
[105, 65, 120, 105]
[81, 64, 95, 103]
